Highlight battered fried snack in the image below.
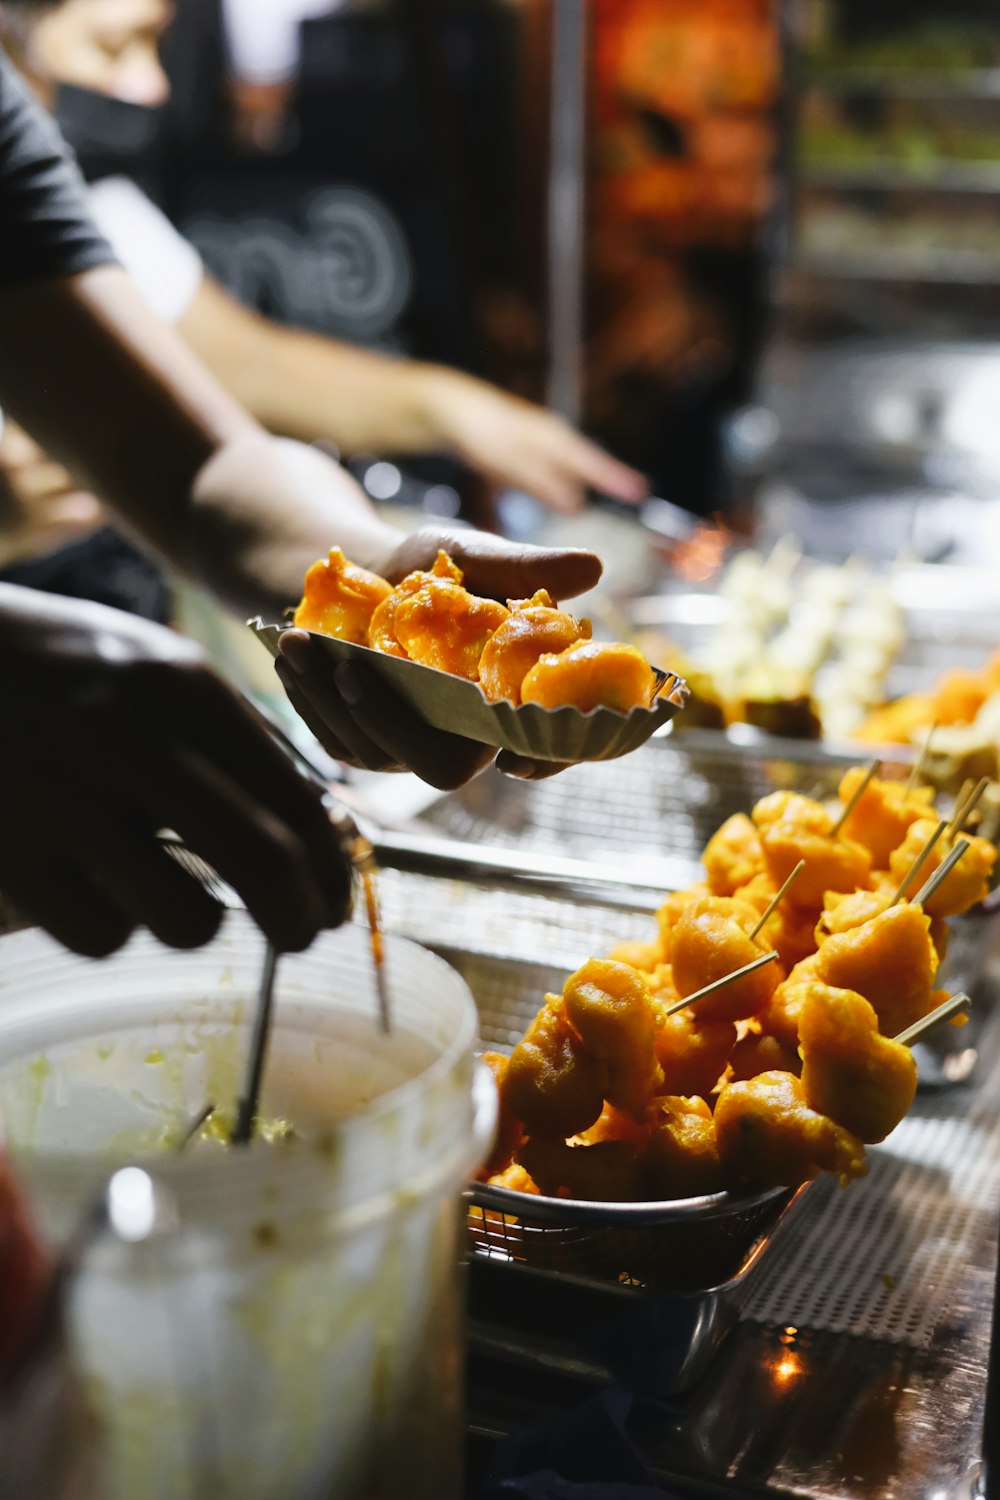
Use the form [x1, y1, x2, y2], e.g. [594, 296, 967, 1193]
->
[888, 819, 996, 918]
[653, 1005, 736, 1099]
[478, 1051, 525, 1177]
[517, 1136, 645, 1202]
[521, 640, 656, 714]
[478, 590, 590, 704]
[655, 884, 712, 961]
[703, 814, 765, 897]
[371, 549, 509, 679]
[606, 939, 663, 972]
[562, 959, 663, 1119]
[728, 1028, 802, 1083]
[670, 896, 781, 1021]
[714, 1070, 867, 1188]
[813, 902, 938, 1038]
[753, 791, 872, 909]
[503, 998, 607, 1139]
[293, 546, 392, 643]
[755, 957, 821, 1048]
[798, 984, 917, 1144]
[835, 766, 936, 867]
[734, 872, 818, 970]
[643, 1095, 727, 1199]
[485, 1162, 540, 1194]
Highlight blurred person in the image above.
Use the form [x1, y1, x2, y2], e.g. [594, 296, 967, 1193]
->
[0, 0, 645, 587]
[0, 45, 601, 960]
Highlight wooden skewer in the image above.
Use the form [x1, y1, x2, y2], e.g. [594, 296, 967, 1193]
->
[904, 721, 938, 797]
[894, 992, 970, 1049]
[890, 820, 948, 905]
[661, 951, 779, 1019]
[947, 777, 990, 841]
[910, 838, 970, 911]
[944, 778, 975, 838]
[831, 759, 880, 839]
[749, 860, 806, 941]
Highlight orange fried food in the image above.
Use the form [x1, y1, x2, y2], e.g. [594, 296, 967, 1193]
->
[503, 998, 607, 1139]
[798, 984, 917, 1144]
[520, 640, 656, 713]
[561, 959, 662, 1119]
[517, 1137, 644, 1202]
[368, 550, 461, 658]
[888, 819, 996, 918]
[755, 796, 872, 910]
[670, 896, 781, 1021]
[653, 1006, 736, 1099]
[813, 902, 938, 1038]
[835, 767, 936, 867]
[478, 590, 589, 704]
[486, 1163, 539, 1194]
[714, 1070, 867, 1188]
[386, 551, 509, 679]
[605, 939, 663, 972]
[580, 1102, 654, 1147]
[815, 886, 890, 941]
[703, 814, 766, 897]
[755, 956, 821, 1047]
[656, 884, 712, 961]
[734, 873, 818, 970]
[643, 1095, 726, 1199]
[728, 1028, 802, 1083]
[478, 1052, 525, 1177]
[293, 546, 391, 643]
[854, 694, 935, 745]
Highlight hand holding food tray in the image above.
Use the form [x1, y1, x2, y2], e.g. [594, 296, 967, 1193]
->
[250, 546, 687, 764]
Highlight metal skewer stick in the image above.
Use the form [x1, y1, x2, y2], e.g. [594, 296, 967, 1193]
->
[231, 941, 279, 1146]
[749, 861, 805, 941]
[890, 819, 948, 905]
[893, 992, 970, 1049]
[176, 1103, 215, 1153]
[831, 759, 880, 839]
[946, 776, 990, 840]
[904, 722, 938, 797]
[661, 951, 779, 1020]
[910, 838, 971, 911]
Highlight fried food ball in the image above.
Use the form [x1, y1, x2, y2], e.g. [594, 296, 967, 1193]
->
[755, 956, 821, 1047]
[643, 1095, 727, 1199]
[653, 1006, 736, 1099]
[835, 767, 936, 867]
[561, 959, 663, 1119]
[888, 819, 996, 918]
[656, 884, 712, 961]
[478, 590, 590, 704]
[503, 998, 607, 1138]
[486, 1163, 539, 1194]
[798, 984, 917, 1144]
[580, 1102, 654, 1147]
[368, 549, 462, 658]
[714, 1070, 867, 1188]
[293, 546, 392, 642]
[670, 896, 781, 1021]
[478, 1051, 525, 1177]
[520, 640, 656, 713]
[703, 813, 765, 897]
[813, 902, 938, 1038]
[517, 1137, 644, 1202]
[752, 791, 832, 836]
[605, 939, 663, 972]
[815, 886, 889, 941]
[759, 820, 872, 910]
[389, 552, 509, 679]
[734, 873, 818, 971]
[728, 1029, 802, 1083]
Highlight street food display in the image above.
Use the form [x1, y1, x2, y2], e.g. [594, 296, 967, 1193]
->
[294, 548, 661, 714]
[479, 767, 996, 1202]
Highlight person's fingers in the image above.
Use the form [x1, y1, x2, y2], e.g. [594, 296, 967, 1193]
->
[495, 751, 573, 782]
[334, 661, 495, 790]
[16, 459, 79, 504]
[0, 854, 135, 958]
[276, 639, 405, 772]
[273, 656, 358, 766]
[535, 421, 649, 505]
[82, 817, 225, 950]
[385, 526, 602, 602]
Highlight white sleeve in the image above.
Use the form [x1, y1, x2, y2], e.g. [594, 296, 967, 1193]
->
[87, 176, 203, 326]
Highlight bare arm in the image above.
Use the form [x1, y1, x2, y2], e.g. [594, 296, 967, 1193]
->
[181, 274, 647, 514]
[0, 266, 400, 616]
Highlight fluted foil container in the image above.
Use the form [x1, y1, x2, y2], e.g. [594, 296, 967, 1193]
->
[249, 620, 687, 762]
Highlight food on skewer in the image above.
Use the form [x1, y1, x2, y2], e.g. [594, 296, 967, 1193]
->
[520, 640, 657, 713]
[503, 999, 608, 1140]
[753, 793, 872, 909]
[293, 546, 392, 642]
[478, 590, 590, 704]
[670, 897, 781, 1021]
[518, 1136, 645, 1202]
[714, 1070, 867, 1188]
[561, 960, 663, 1118]
[834, 764, 936, 866]
[703, 813, 765, 897]
[888, 819, 996, 919]
[798, 985, 917, 1144]
[728, 1028, 802, 1082]
[812, 902, 940, 1040]
[653, 1007, 737, 1098]
[643, 1095, 726, 1199]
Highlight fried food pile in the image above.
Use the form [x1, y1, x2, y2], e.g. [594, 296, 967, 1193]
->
[480, 769, 996, 1203]
[294, 548, 660, 714]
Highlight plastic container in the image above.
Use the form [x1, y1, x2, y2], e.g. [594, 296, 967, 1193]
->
[0, 914, 495, 1500]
